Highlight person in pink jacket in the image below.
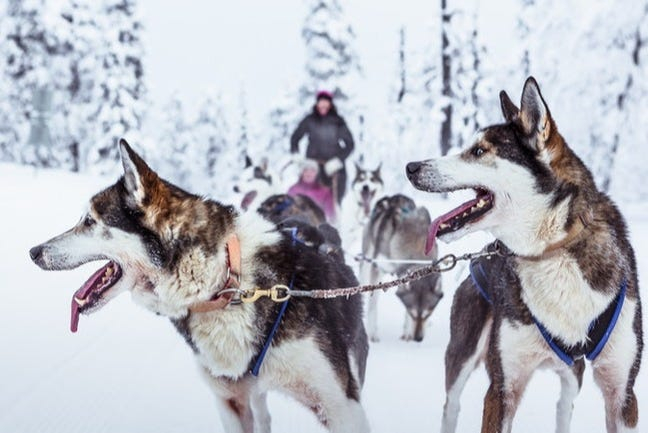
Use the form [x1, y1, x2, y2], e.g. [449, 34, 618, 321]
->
[288, 159, 335, 221]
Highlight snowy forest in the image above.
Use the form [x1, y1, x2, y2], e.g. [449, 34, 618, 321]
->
[1, 0, 647, 202]
[2, 2, 648, 433]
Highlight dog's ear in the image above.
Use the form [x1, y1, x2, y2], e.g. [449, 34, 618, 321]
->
[244, 154, 253, 169]
[499, 90, 519, 122]
[354, 161, 362, 174]
[119, 138, 156, 206]
[518, 77, 553, 151]
[373, 163, 382, 178]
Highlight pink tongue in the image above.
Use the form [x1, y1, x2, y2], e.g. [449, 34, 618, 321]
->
[70, 264, 111, 333]
[71, 300, 80, 333]
[424, 197, 483, 255]
[425, 218, 443, 255]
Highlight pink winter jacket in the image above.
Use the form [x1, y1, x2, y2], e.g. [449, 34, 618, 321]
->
[288, 181, 335, 220]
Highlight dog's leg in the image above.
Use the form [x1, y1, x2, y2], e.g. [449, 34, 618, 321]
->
[442, 318, 492, 433]
[591, 301, 641, 433]
[250, 391, 271, 433]
[199, 368, 255, 433]
[365, 264, 381, 342]
[554, 359, 584, 433]
[482, 321, 541, 433]
[442, 278, 492, 433]
[401, 311, 413, 341]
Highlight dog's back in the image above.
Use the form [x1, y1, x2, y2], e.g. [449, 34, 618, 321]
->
[362, 194, 443, 342]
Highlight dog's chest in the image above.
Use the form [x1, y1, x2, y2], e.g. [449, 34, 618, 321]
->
[517, 255, 615, 346]
[188, 306, 258, 378]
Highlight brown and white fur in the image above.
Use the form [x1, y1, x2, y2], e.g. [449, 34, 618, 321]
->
[406, 77, 642, 433]
[29, 140, 370, 433]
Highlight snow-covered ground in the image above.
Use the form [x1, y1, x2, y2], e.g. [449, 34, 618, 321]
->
[0, 163, 646, 432]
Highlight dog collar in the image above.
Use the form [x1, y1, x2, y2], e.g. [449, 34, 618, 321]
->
[189, 234, 242, 313]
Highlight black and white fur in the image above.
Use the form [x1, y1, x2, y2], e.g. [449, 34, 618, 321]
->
[407, 77, 642, 433]
[351, 162, 384, 223]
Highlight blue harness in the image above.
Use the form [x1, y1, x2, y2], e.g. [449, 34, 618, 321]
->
[469, 259, 627, 366]
[250, 227, 303, 376]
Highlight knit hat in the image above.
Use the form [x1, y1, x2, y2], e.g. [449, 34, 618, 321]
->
[316, 90, 334, 101]
[301, 158, 319, 171]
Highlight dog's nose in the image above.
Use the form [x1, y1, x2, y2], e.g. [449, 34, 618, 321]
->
[29, 245, 44, 262]
[233, 186, 240, 193]
[406, 162, 422, 176]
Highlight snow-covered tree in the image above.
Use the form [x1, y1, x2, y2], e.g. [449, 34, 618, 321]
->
[85, 0, 145, 174]
[156, 94, 193, 189]
[299, 0, 363, 138]
[419, 0, 491, 155]
[0, 0, 70, 168]
[516, 0, 648, 198]
[446, 7, 492, 150]
[193, 91, 231, 195]
[266, 87, 302, 157]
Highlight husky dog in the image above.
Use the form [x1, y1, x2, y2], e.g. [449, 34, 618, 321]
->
[351, 163, 384, 223]
[29, 140, 370, 433]
[233, 156, 278, 211]
[407, 77, 642, 433]
[361, 194, 443, 342]
[257, 193, 327, 227]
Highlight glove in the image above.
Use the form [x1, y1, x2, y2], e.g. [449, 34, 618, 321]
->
[324, 157, 343, 176]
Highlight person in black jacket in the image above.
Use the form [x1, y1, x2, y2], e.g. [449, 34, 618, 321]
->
[290, 90, 354, 205]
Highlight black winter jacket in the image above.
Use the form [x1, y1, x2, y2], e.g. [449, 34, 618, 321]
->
[290, 112, 354, 162]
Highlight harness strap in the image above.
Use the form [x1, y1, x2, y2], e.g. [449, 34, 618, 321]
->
[189, 234, 241, 313]
[468, 255, 627, 366]
[469, 260, 492, 304]
[250, 275, 293, 377]
[532, 317, 576, 366]
[586, 279, 627, 361]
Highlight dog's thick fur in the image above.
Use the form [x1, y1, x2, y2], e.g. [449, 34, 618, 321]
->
[30, 140, 370, 433]
[257, 193, 327, 227]
[361, 194, 442, 342]
[407, 78, 642, 433]
[233, 156, 278, 212]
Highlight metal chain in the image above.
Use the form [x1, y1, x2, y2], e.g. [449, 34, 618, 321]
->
[286, 246, 505, 300]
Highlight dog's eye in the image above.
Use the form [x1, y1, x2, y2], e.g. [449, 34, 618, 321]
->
[83, 214, 95, 228]
[472, 146, 486, 157]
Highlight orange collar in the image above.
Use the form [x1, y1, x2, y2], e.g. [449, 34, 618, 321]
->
[189, 234, 242, 313]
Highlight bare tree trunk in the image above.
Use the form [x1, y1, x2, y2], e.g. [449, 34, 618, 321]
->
[440, 0, 452, 156]
[397, 26, 406, 104]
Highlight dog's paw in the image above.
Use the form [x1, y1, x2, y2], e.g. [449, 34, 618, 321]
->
[369, 334, 380, 343]
[400, 333, 413, 341]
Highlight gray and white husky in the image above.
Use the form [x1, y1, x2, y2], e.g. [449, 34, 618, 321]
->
[407, 77, 642, 433]
[361, 194, 443, 342]
[30, 140, 370, 433]
[351, 162, 384, 223]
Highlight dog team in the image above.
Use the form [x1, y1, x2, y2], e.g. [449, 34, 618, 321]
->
[30, 78, 642, 432]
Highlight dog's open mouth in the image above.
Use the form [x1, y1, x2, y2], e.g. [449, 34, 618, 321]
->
[70, 261, 122, 333]
[241, 191, 257, 211]
[426, 188, 494, 254]
[360, 187, 375, 215]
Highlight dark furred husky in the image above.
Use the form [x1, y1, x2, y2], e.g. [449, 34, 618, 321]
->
[29, 140, 370, 433]
[407, 78, 642, 433]
[361, 194, 443, 342]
